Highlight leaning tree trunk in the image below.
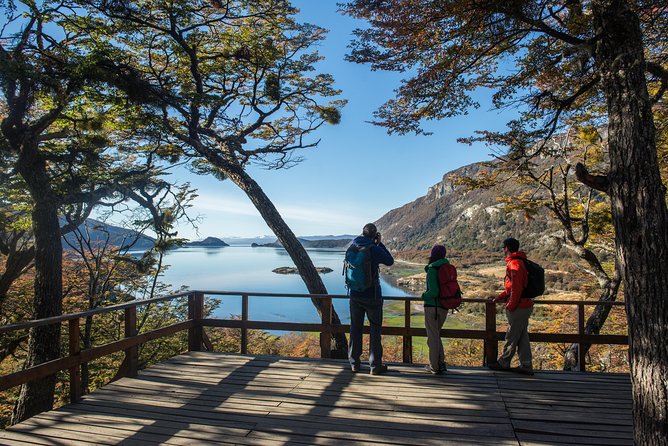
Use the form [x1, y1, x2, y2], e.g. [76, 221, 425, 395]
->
[11, 144, 63, 424]
[593, 1, 668, 444]
[222, 161, 349, 358]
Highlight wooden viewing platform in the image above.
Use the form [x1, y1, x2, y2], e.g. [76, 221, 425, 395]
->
[1, 352, 633, 445]
[1, 291, 631, 444]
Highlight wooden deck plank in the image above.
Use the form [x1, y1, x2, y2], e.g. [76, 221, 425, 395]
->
[517, 431, 633, 445]
[78, 392, 517, 442]
[111, 381, 503, 415]
[511, 419, 633, 435]
[82, 390, 514, 437]
[1, 352, 633, 445]
[93, 384, 511, 422]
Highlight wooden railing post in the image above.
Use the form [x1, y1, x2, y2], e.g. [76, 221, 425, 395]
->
[68, 318, 81, 403]
[241, 294, 248, 354]
[484, 301, 498, 366]
[320, 297, 332, 359]
[403, 299, 413, 363]
[188, 292, 204, 351]
[577, 303, 587, 372]
[124, 306, 138, 377]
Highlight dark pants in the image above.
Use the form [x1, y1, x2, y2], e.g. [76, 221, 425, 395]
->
[348, 295, 384, 371]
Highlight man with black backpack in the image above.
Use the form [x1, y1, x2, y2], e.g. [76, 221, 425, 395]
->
[345, 223, 394, 375]
[488, 237, 534, 374]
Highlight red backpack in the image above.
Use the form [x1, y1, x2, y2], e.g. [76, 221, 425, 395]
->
[438, 264, 462, 309]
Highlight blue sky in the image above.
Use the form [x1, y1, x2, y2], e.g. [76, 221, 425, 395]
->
[173, 0, 517, 240]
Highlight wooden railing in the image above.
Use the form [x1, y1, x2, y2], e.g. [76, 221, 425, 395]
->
[1, 291, 628, 405]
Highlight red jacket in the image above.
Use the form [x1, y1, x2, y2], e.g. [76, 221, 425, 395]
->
[496, 251, 533, 311]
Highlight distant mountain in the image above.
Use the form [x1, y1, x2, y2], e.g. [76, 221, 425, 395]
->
[61, 218, 156, 251]
[302, 238, 352, 249]
[226, 235, 354, 246]
[375, 162, 562, 257]
[298, 235, 357, 241]
[223, 236, 280, 246]
[187, 237, 229, 247]
[252, 237, 352, 249]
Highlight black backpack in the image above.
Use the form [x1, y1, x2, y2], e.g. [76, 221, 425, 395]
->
[522, 259, 545, 298]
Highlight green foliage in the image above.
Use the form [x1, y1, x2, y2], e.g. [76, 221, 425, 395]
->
[318, 106, 342, 125]
[78, 0, 346, 171]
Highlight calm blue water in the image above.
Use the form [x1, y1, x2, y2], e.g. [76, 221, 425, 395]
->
[160, 246, 408, 324]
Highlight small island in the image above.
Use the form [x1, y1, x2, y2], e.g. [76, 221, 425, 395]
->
[187, 237, 229, 247]
[272, 266, 334, 275]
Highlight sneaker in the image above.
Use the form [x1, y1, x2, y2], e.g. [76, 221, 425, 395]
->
[439, 363, 448, 373]
[351, 365, 360, 373]
[370, 364, 388, 375]
[424, 364, 444, 375]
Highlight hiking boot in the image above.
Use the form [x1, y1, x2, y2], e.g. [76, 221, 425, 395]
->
[487, 361, 507, 371]
[518, 366, 534, 375]
[370, 364, 388, 375]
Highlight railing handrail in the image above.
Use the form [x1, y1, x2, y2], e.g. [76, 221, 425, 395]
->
[0, 291, 625, 334]
[0, 291, 192, 334]
[0, 290, 629, 404]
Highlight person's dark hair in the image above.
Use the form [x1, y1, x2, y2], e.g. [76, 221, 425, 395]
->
[503, 237, 520, 252]
[428, 244, 446, 264]
[362, 223, 378, 239]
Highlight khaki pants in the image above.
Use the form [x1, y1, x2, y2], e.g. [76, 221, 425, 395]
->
[498, 307, 533, 369]
[424, 306, 448, 370]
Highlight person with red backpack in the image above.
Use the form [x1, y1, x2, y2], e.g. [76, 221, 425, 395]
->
[488, 237, 534, 374]
[421, 244, 461, 374]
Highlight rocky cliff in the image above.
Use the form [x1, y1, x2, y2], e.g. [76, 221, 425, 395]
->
[375, 162, 560, 255]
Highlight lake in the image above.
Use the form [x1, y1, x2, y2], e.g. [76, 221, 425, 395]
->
[160, 245, 409, 325]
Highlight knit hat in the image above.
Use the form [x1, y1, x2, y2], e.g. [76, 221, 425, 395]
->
[430, 244, 446, 260]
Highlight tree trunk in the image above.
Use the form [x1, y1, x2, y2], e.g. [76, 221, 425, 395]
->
[222, 162, 349, 358]
[593, 1, 668, 444]
[0, 239, 34, 309]
[11, 143, 63, 424]
[563, 269, 622, 370]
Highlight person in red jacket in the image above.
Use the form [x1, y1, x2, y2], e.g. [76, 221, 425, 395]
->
[489, 237, 534, 374]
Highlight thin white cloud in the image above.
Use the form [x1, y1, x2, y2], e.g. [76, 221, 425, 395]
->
[194, 193, 356, 227]
[280, 204, 355, 227]
[195, 195, 258, 217]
